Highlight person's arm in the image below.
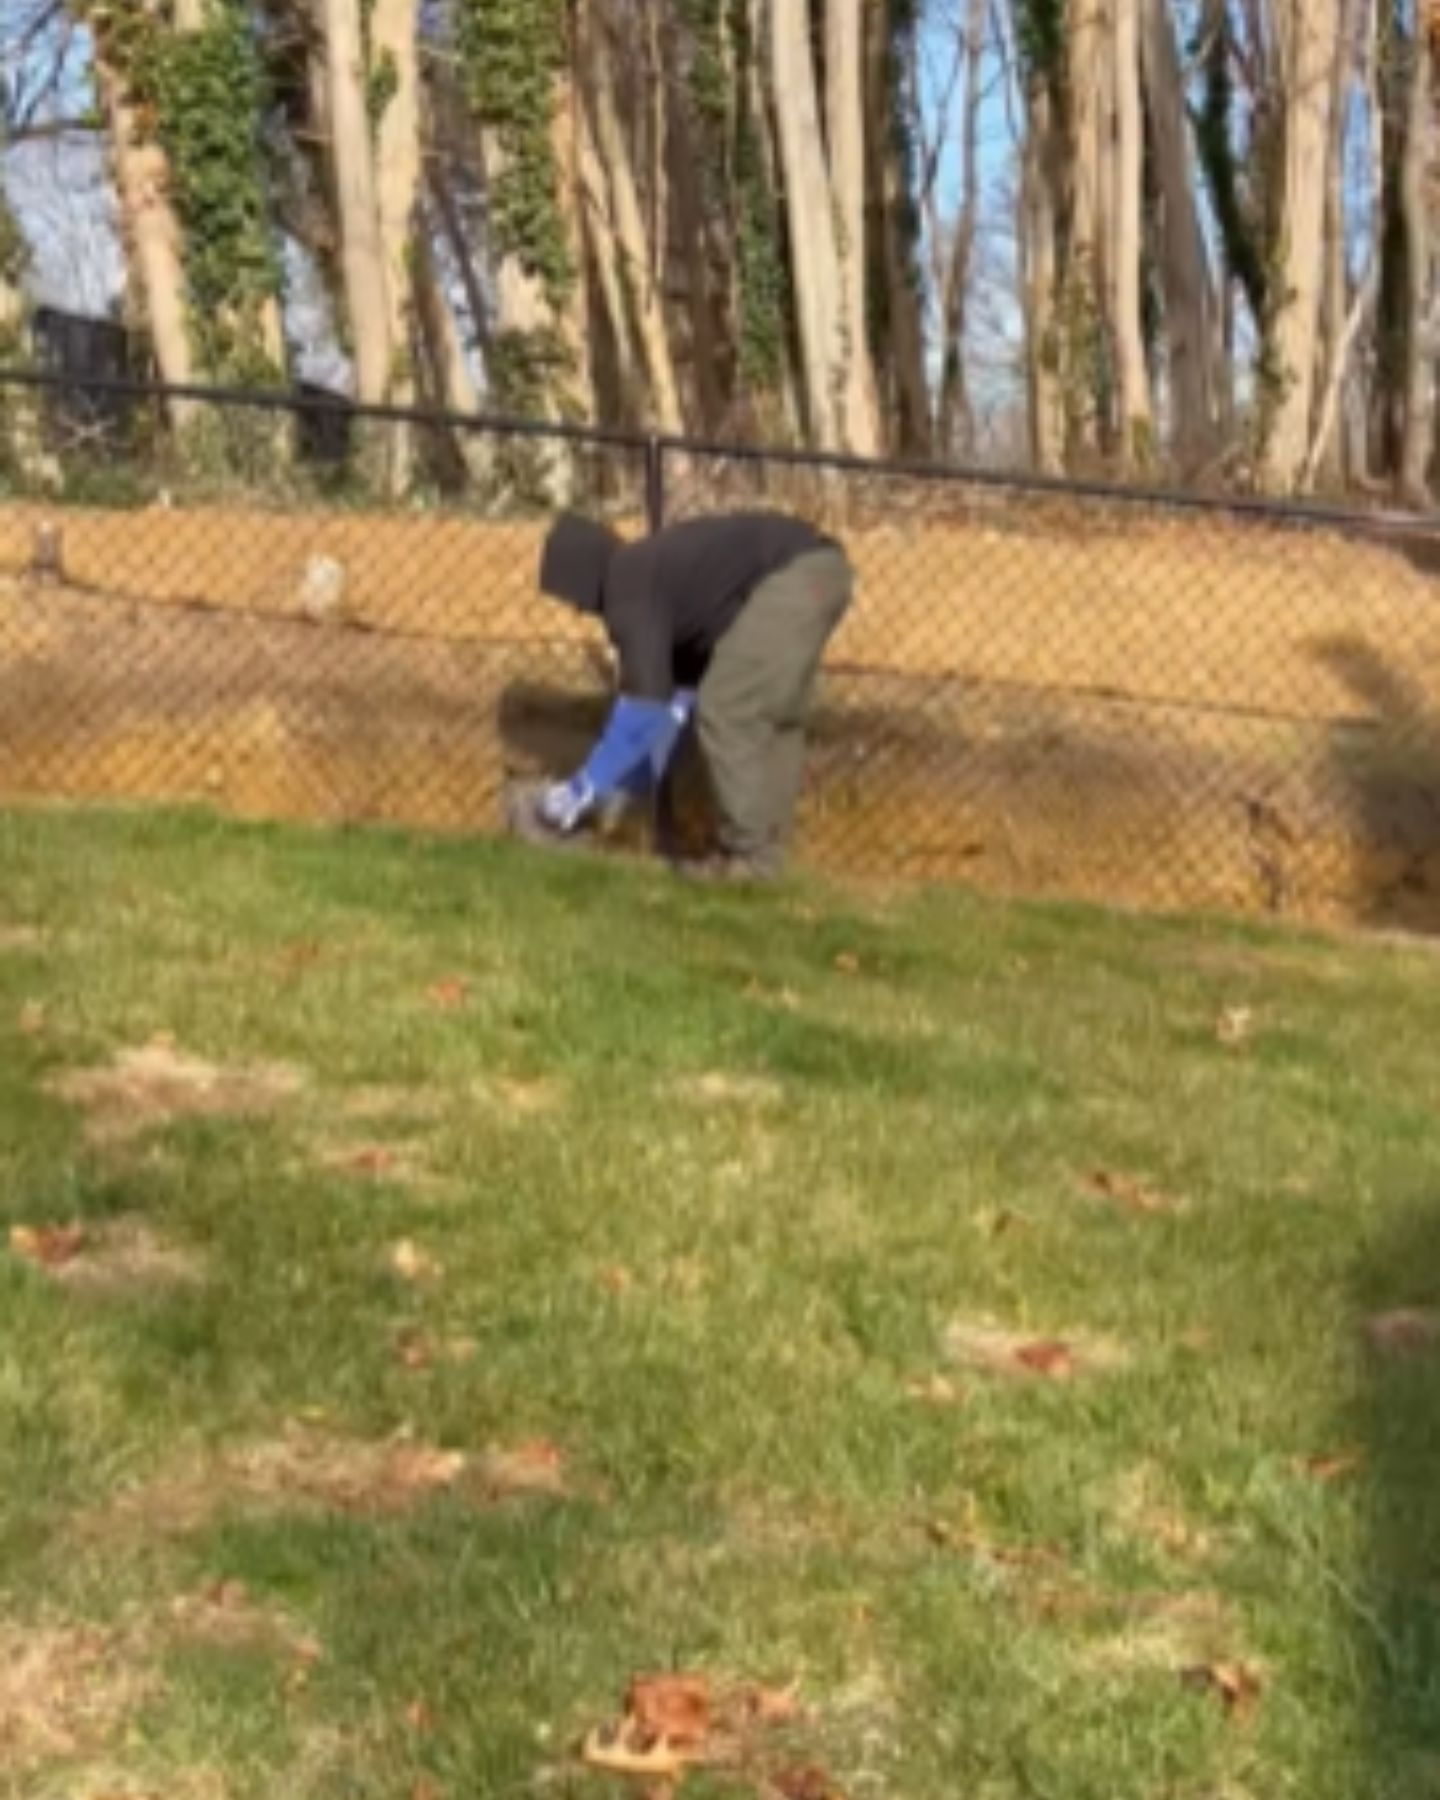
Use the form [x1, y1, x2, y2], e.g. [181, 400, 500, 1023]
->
[539, 689, 695, 831]
[538, 547, 684, 833]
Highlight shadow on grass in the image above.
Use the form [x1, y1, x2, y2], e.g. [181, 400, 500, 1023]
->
[1354, 1201, 1440, 1791]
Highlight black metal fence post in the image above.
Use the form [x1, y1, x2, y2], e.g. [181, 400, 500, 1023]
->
[644, 434, 664, 533]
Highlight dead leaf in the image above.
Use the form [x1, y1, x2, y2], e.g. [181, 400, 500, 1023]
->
[1085, 1169, 1181, 1216]
[582, 1724, 690, 1780]
[10, 1221, 87, 1268]
[328, 1142, 398, 1178]
[427, 978, 468, 1011]
[735, 1681, 802, 1727]
[1365, 1309, 1440, 1357]
[388, 1239, 442, 1283]
[944, 1318, 1127, 1379]
[1215, 1006, 1254, 1047]
[773, 1764, 846, 1800]
[1299, 1450, 1363, 1483]
[1181, 1660, 1262, 1719]
[1014, 1339, 1076, 1379]
[277, 940, 323, 977]
[627, 1673, 712, 1751]
[393, 1329, 434, 1371]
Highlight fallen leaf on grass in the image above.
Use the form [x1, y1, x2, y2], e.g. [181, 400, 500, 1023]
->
[628, 1674, 712, 1751]
[773, 1765, 847, 1800]
[582, 1672, 809, 1788]
[325, 1142, 398, 1178]
[943, 1318, 1127, 1379]
[426, 977, 469, 1011]
[389, 1239, 442, 1283]
[10, 1221, 86, 1267]
[1215, 1006, 1254, 1048]
[1299, 1450, 1363, 1483]
[1084, 1170, 1182, 1216]
[1364, 1309, 1440, 1357]
[1181, 1660, 1263, 1719]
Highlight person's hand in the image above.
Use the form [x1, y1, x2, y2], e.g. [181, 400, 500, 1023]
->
[539, 776, 595, 833]
[506, 777, 592, 848]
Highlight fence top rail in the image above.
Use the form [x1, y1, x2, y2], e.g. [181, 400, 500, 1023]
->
[4, 364, 1440, 544]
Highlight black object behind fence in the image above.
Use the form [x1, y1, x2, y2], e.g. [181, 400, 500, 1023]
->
[1, 368, 1439, 931]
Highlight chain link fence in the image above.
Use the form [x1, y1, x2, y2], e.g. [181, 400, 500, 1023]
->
[2, 370, 1439, 930]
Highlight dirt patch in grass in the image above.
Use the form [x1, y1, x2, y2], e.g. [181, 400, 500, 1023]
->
[1081, 1590, 1247, 1676]
[942, 1318, 1131, 1380]
[47, 1040, 305, 1144]
[85, 1427, 568, 1540]
[676, 1071, 786, 1107]
[339, 1084, 447, 1124]
[478, 1074, 562, 1116]
[10, 1216, 206, 1294]
[0, 1620, 157, 1777]
[313, 1138, 441, 1191]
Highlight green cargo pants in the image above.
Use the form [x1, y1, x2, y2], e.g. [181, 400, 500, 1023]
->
[695, 545, 853, 874]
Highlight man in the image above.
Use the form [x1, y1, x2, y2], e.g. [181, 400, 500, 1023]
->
[509, 509, 853, 879]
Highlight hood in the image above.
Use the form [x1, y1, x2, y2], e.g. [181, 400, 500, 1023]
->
[538, 513, 621, 615]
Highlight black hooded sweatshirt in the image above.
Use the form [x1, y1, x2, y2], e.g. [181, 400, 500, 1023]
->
[540, 511, 834, 700]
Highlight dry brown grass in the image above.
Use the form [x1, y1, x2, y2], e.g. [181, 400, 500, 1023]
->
[46, 1040, 305, 1145]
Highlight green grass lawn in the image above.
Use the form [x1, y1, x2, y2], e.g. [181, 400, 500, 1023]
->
[2, 807, 1439, 1800]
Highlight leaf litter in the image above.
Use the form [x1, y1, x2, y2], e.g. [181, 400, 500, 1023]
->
[942, 1318, 1129, 1380]
[580, 1672, 822, 1793]
[79, 1426, 569, 1540]
[1364, 1309, 1440, 1358]
[9, 1217, 205, 1295]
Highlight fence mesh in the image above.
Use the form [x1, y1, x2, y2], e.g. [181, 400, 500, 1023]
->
[2, 372, 1439, 931]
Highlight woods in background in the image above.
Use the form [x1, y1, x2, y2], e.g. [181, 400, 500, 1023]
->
[2, 0, 1439, 499]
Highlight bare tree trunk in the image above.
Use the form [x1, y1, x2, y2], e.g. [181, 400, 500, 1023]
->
[1141, 0, 1217, 472]
[936, 0, 987, 455]
[322, 0, 395, 412]
[1021, 78, 1065, 473]
[577, 92, 641, 419]
[94, 28, 196, 425]
[1399, 23, 1435, 503]
[866, 0, 930, 454]
[585, 12, 684, 433]
[1064, 0, 1107, 460]
[770, 0, 845, 448]
[1262, 0, 1341, 491]
[1110, 0, 1152, 465]
[413, 224, 494, 487]
[371, 0, 421, 485]
[825, 0, 881, 453]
